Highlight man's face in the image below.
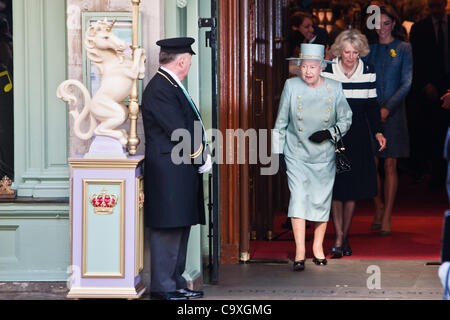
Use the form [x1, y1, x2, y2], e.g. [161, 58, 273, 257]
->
[428, 0, 447, 19]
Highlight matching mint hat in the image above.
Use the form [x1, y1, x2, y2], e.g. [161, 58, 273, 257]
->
[287, 43, 335, 64]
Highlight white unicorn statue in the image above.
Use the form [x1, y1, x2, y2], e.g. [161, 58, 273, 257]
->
[57, 18, 146, 148]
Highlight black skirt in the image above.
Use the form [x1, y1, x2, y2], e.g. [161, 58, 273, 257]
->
[332, 116, 378, 201]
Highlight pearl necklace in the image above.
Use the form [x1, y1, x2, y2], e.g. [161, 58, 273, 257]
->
[339, 59, 358, 78]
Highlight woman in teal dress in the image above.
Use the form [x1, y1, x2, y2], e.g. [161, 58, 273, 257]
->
[273, 43, 353, 271]
[366, 5, 413, 236]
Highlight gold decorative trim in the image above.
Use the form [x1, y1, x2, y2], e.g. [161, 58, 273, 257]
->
[157, 71, 178, 87]
[299, 53, 324, 59]
[82, 179, 125, 278]
[135, 175, 144, 276]
[67, 281, 146, 299]
[190, 143, 204, 159]
[69, 156, 144, 170]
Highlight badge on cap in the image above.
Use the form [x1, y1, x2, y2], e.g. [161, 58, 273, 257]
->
[156, 37, 196, 55]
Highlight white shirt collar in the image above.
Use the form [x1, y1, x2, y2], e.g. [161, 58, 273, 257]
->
[308, 35, 317, 44]
[160, 66, 186, 90]
[331, 57, 363, 81]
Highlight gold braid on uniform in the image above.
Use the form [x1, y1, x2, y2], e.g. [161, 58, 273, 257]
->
[157, 71, 178, 87]
[190, 143, 204, 159]
[158, 71, 203, 159]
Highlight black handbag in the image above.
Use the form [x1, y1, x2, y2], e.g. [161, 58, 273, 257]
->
[333, 126, 351, 174]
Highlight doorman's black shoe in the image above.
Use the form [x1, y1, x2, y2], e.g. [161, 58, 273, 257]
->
[177, 288, 204, 299]
[312, 257, 327, 266]
[150, 291, 188, 300]
[293, 260, 305, 271]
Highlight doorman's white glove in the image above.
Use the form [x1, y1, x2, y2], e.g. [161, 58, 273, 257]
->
[198, 154, 212, 174]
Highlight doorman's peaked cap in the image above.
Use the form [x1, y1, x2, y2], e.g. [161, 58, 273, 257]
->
[156, 37, 196, 55]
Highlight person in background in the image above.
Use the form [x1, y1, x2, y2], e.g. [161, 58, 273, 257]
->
[327, 2, 352, 47]
[328, 1, 355, 47]
[410, 0, 450, 189]
[273, 43, 352, 271]
[439, 124, 450, 300]
[322, 29, 387, 258]
[366, 5, 413, 236]
[288, 11, 328, 56]
[442, 90, 450, 110]
[445, 125, 450, 201]
[361, 0, 387, 45]
[288, 11, 328, 77]
[442, 90, 450, 200]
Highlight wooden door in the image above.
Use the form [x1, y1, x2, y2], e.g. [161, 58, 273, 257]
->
[249, 0, 289, 241]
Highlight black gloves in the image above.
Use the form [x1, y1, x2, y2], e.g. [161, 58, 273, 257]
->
[309, 130, 332, 143]
[279, 154, 287, 174]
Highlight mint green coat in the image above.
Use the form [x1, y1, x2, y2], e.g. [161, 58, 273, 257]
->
[272, 77, 352, 221]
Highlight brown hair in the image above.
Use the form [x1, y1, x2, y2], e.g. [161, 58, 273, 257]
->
[159, 51, 179, 65]
[289, 11, 313, 28]
[378, 5, 406, 41]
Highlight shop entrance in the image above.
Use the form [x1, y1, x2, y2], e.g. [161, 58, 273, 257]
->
[241, 0, 448, 262]
[218, 0, 448, 264]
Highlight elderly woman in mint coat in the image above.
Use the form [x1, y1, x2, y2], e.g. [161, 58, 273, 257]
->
[273, 43, 353, 271]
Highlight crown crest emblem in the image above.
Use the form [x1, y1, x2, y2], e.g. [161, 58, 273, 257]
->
[89, 188, 119, 215]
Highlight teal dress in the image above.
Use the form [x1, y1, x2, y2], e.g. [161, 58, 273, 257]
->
[273, 77, 353, 222]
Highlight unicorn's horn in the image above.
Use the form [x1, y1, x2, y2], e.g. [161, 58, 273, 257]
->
[106, 18, 117, 32]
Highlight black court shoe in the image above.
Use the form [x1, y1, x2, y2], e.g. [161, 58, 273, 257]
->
[293, 260, 305, 271]
[330, 246, 343, 258]
[343, 239, 352, 256]
[312, 257, 328, 266]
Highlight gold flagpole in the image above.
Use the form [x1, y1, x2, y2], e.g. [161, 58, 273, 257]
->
[128, 0, 141, 155]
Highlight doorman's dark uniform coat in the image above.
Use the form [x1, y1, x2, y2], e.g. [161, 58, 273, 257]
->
[141, 68, 206, 229]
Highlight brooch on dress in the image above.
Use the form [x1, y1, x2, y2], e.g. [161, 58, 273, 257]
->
[389, 49, 397, 58]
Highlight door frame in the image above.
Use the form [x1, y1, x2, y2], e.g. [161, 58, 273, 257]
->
[218, 0, 252, 263]
[218, 0, 289, 263]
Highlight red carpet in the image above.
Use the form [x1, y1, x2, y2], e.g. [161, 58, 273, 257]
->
[250, 176, 449, 260]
